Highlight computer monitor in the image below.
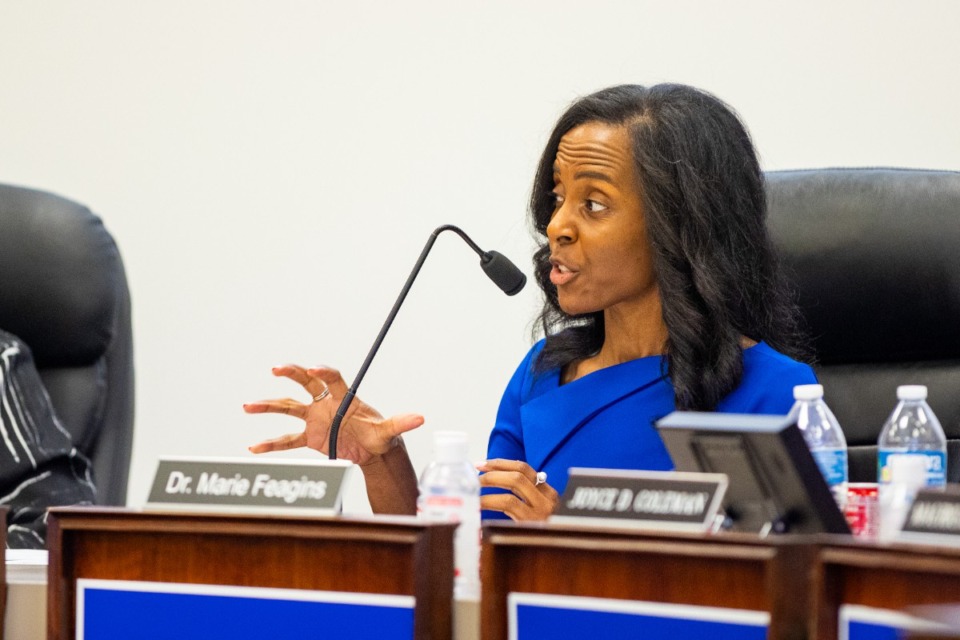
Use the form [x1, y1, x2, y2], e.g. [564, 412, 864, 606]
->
[656, 411, 851, 535]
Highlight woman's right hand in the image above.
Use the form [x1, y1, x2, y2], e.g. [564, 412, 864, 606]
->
[243, 364, 424, 466]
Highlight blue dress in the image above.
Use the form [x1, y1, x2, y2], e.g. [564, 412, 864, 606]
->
[482, 340, 817, 519]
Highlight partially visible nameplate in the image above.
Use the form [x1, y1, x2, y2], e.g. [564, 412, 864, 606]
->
[899, 485, 960, 546]
[145, 457, 353, 515]
[550, 468, 728, 532]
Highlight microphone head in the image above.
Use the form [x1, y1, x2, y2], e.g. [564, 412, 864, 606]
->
[481, 251, 527, 296]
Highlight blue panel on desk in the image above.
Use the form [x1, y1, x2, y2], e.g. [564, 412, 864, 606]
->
[79, 581, 415, 640]
[839, 605, 950, 640]
[845, 620, 901, 640]
[510, 594, 768, 640]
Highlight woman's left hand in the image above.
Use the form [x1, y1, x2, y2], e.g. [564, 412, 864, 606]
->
[478, 459, 559, 521]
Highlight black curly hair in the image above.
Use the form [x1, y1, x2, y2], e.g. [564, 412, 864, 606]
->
[531, 83, 810, 411]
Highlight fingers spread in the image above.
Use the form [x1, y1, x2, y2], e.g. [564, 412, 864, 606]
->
[242, 398, 308, 419]
[270, 364, 311, 382]
[242, 403, 269, 414]
[248, 431, 308, 453]
[381, 414, 425, 438]
[305, 366, 345, 385]
[270, 364, 331, 400]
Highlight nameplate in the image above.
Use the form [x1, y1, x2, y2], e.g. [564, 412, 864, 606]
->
[550, 468, 727, 532]
[145, 457, 352, 515]
[899, 485, 960, 545]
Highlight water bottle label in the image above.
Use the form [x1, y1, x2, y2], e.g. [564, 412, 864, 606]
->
[418, 494, 466, 522]
[812, 449, 847, 487]
[878, 450, 947, 488]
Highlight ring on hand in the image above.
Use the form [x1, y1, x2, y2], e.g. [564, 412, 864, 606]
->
[313, 381, 330, 403]
[535, 471, 547, 486]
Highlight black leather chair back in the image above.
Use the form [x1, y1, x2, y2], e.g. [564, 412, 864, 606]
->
[767, 168, 960, 483]
[0, 183, 134, 505]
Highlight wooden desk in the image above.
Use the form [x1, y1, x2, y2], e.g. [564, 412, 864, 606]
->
[816, 537, 960, 640]
[47, 507, 455, 640]
[481, 521, 816, 640]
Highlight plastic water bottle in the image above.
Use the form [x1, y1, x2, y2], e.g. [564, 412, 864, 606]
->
[789, 384, 848, 510]
[878, 454, 928, 540]
[417, 431, 481, 599]
[878, 385, 947, 491]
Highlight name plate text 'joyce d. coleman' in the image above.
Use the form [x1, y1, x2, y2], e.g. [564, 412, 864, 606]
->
[550, 468, 728, 532]
[145, 457, 353, 516]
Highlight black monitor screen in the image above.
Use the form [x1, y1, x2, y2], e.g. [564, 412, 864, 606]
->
[656, 412, 850, 535]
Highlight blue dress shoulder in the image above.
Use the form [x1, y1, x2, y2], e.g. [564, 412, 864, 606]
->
[482, 340, 817, 519]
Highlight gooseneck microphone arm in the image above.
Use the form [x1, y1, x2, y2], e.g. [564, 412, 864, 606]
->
[328, 224, 526, 460]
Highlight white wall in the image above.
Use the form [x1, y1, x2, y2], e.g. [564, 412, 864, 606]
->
[1, 1, 958, 511]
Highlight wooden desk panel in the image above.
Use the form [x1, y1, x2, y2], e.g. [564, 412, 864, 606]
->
[481, 522, 815, 640]
[817, 539, 960, 640]
[47, 507, 454, 640]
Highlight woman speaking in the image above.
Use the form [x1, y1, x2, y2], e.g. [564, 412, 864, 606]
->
[244, 83, 816, 521]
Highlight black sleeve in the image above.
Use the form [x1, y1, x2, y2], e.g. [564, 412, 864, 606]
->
[1, 330, 96, 549]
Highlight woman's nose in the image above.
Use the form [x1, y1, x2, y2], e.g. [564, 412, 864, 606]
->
[546, 204, 575, 245]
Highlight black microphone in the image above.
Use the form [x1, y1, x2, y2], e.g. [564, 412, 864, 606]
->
[481, 251, 527, 296]
[328, 224, 526, 460]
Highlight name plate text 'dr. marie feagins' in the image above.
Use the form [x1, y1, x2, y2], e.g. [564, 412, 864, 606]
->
[146, 457, 351, 515]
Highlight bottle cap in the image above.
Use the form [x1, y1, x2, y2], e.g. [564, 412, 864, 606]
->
[897, 385, 928, 401]
[433, 431, 469, 463]
[793, 384, 824, 401]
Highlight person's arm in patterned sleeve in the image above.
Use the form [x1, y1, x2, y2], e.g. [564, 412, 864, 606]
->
[0, 329, 96, 549]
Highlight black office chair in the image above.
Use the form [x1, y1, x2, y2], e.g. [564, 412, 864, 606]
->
[0, 183, 134, 505]
[766, 168, 960, 483]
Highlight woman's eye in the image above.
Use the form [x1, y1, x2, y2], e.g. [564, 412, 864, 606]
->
[585, 199, 607, 213]
[550, 192, 564, 207]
